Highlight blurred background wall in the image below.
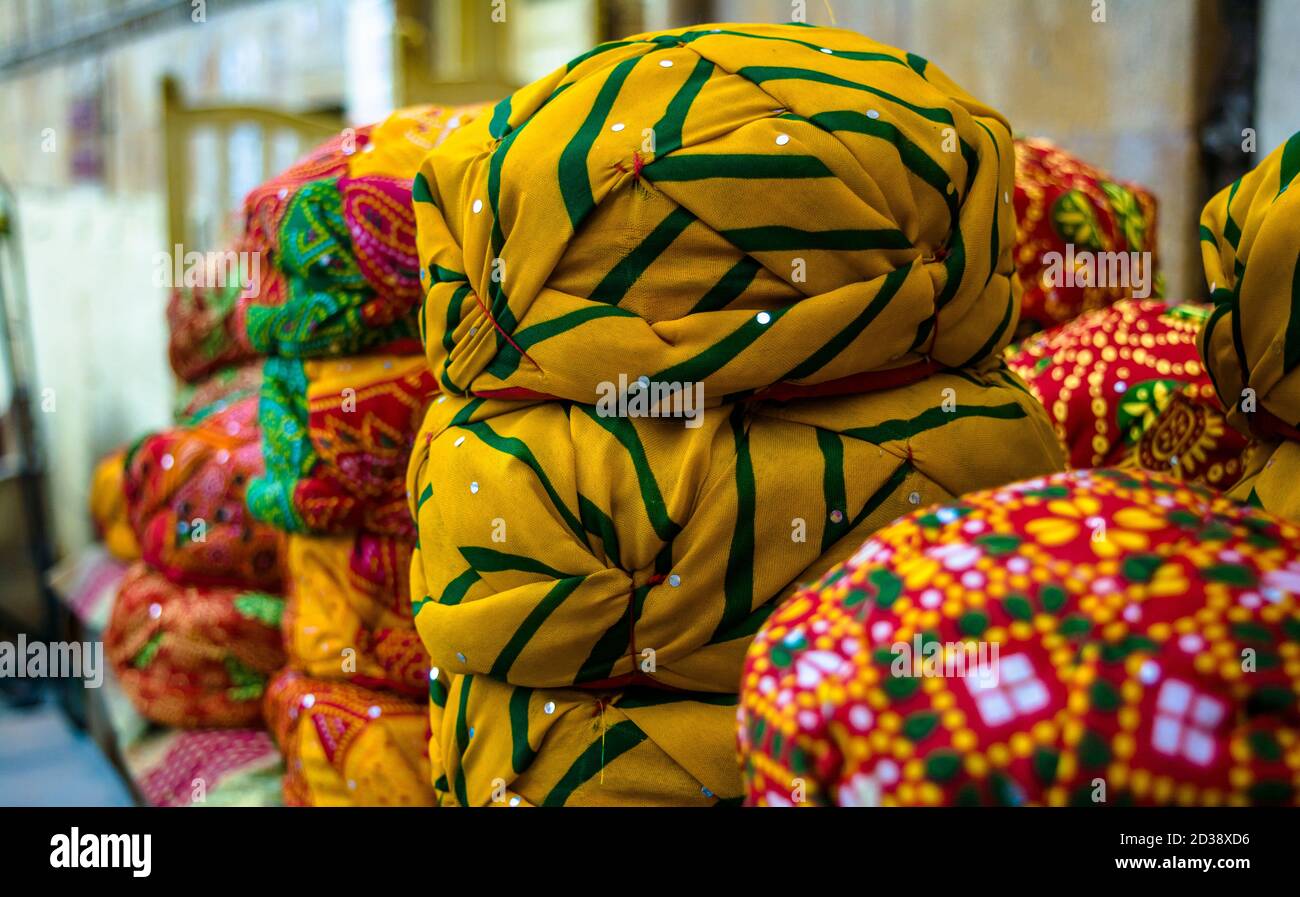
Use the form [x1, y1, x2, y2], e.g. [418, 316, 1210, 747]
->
[0, 0, 1294, 578]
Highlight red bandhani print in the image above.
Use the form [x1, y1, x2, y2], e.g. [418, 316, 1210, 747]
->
[124, 396, 285, 591]
[106, 563, 286, 729]
[740, 468, 1300, 806]
[1014, 138, 1162, 331]
[1005, 299, 1249, 487]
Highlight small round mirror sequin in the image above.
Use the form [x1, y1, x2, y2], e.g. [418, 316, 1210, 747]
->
[543, 701, 556, 714]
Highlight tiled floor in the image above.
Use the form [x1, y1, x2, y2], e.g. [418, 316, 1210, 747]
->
[0, 699, 134, 806]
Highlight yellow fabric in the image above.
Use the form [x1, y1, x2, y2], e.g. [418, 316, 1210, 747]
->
[1199, 131, 1300, 519]
[90, 450, 141, 562]
[348, 103, 486, 181]
[265, 670, 434, 806]
[407, 363, 1063, 693]
[428, 672, 742, 806]
[283, 535, 426, 695]
[407, 23, 1063, 803]
[411, 22, 1020, 403]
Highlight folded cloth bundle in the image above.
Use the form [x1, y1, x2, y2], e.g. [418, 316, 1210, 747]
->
[410, 370, 1060, 693]
[249, 354, 437, 537]
[167, 105, 483, 383]
[90, 449, 141, 562]
[106, 563, 286, 728]
[282, 533, 427, 697]
[1013, 137, 1162, 332]
[739, 468, 1300, 806]
[1199, 132, 1300, 521]
[408, 22, 1066, 803]
[1005, 299, 1248, 487]
[173, 363, 262, 426]
[428, 674, 743, 806]
[124, 396, 284, 591]
[264, 669, 434, 806]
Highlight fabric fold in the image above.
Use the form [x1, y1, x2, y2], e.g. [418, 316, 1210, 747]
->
[1198, 131, 1300, 520]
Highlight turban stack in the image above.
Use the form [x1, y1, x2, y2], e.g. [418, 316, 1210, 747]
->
[1199, 132, 1300, 521]
[408, 23, 1065, 804]
[1006, 299, 1249, 488]
[739, 468, 1300, 806]
[1012, 138, 1162, 331]
[167, 105, 484, 382]
[106, 563, 286, 728]
[170, 107, 485, 805]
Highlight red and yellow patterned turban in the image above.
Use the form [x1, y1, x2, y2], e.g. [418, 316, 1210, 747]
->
[1013, 137, 1162, 331]
[124, 396, 284, 591]
[1005, 299, 1248, 487]
[167, 105, 483, 383]
[1200, 132, 1300, 521]
[106, 563, 286, 728]
[740, 468, 1300, 806]
[90, 449, 140, 562]
[282, 533, 427, 697]
[264, 670, 434, 806]
[249, 354, 437, 538]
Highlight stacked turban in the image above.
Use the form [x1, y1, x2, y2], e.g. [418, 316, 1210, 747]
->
[408, 22, 1065, 805]
[1199, 132, 1300, 521]
[106, 563, 286, 728]
[740, 468, 1300, 806]
[105, 396, 290, 728]
[168, 106, 482, 382]
[123, 396, 284, 592]
[1006, 299, 1249, 488]
[190, 105, 482, 806]
[1013, 138, 1162, 331]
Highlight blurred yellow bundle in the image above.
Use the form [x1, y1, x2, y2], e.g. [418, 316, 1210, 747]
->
[89, 450, 140, 563]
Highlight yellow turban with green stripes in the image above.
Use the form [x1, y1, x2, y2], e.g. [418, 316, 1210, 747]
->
[1200, 132, 1300, 519]
[427, 673, 743, 806]
[407, 22, 1065, 804]
[408, 369, 1062, 695]
[411, 22, 1021, 402]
